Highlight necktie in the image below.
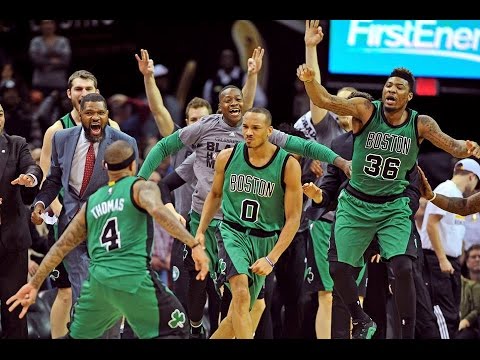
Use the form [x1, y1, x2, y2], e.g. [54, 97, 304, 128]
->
[79, 142, 95, 197]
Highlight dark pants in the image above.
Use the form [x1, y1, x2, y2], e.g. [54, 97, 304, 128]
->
[0, 244, 28, 339]
[423, 250, 461, 339]
[271, 230, 307, 339]
[170, 238, 189, 312]
[255, 272, 274, 339]
[413, 249, 440, 339]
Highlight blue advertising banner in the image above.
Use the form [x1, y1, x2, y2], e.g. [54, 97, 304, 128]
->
[329, 20, 480, 79]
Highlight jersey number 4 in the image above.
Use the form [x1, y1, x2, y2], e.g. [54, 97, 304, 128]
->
[100, 217, 121, 251]
[364, 154, 401, 180]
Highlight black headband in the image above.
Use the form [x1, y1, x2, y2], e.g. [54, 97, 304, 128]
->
[105, 152, 135, 171]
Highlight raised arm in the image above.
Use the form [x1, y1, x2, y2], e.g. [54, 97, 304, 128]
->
[135, 179, 208, 280]
[418, 165, 479, 216]
[297, 64, 373, 123]
[242, 46, 264, 112]
[304, 20, 328, 124]
[7, 205, 88, 318]
[417, 115, 480, 159]
[135, 49, 175, 137]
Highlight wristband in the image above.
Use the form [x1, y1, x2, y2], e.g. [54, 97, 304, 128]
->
[428, 192, 437, 202]
[265, 256, 275, 268]
[191, 242, 201, 249]
[303, 79, 313, 83]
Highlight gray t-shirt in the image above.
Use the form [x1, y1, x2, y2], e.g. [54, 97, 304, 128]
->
[170, 147, 196, 219]
[294, 111, 345, 227]
[294, 110, 345, 176]
[178, 113, 288, 219]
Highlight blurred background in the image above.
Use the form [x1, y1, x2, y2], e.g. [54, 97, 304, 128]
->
[1, 19, 479, 153]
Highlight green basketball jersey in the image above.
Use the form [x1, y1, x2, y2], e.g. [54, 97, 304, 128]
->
[222, 142, 290, 232]
[86, 176, 153, 293]
[60, 112, 76, 129]
[350, 100, 420, 196]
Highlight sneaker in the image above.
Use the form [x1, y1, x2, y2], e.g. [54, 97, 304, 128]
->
[189, 325, 206, 339]
[352, 318, 377, 339]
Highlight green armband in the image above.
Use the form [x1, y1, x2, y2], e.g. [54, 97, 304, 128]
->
[138, 131, 184, 179]
[284, 135, 339, 164]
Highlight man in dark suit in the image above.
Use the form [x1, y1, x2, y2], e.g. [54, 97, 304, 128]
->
[0, 103, 43, 339]
[31, 93, 138, 311]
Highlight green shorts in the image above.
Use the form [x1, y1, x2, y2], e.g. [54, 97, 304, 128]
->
[218, 221, 277, 310]
[332, 189, 417, 268]
[69, 271, 188, 339]
[188, 211, 220, 279]
[307, 219, 367, 292]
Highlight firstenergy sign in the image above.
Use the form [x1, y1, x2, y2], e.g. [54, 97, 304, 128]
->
[329, 20, 480, 79]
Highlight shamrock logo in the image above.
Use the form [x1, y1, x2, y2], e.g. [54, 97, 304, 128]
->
[305, 266, 314, 284]
[218, 258, 227, 275]
[168, 309, 186, 328]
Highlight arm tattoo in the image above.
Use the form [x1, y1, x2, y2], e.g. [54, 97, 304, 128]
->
[419, 116, 466, 157]
[138, 182, 197, 248]
[435, 193, 479, 216]
[30, 215, 87, 289]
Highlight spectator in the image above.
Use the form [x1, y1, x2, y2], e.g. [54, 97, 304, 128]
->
[420, 159, 480, 338]
[29, 20, 71, 98]
[0, 81, 34, 143]
[455, 244, 480, 339]
[202, 48, 267, 113]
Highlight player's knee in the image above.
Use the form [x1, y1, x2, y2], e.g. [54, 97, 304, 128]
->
[56, 288, 73, 304]
[329, 261, 350, 280]
[389, 255, 413, 280]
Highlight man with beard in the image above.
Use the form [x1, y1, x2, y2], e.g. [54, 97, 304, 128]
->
[31, 93, 138, 325]
[38, 69, 121, 338]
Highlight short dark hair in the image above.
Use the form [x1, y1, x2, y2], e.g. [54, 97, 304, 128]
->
[347, 91, 375, 101]
[80, 93, 107, 110]
[390, 67, 415, 92]
[466, 244, 480, 258]
[218, 85, 242, 102]
[245, 107, 272, 126]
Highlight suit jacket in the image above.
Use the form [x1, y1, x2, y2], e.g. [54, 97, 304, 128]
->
[0, 133, 42, 251]
[306, 131, 420, 220]
[35, 125, 138, 235]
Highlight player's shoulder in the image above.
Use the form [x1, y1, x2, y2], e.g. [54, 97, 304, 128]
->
[46, 120, 65, 134]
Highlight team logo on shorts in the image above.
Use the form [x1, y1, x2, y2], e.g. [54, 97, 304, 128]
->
[172, 266, 180, 282]
[183, 245, 188, 260]
[305, 266, 314, 284]
[49, 269, 60, 281]
[218, 258, 227, 275]
[168, 309, 186, 329]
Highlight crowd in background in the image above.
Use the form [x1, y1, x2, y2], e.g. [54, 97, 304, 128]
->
[0, 19, 479, 340]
